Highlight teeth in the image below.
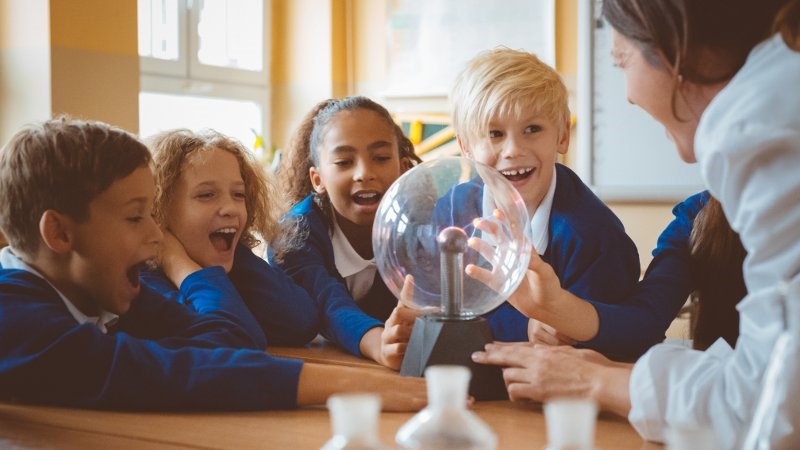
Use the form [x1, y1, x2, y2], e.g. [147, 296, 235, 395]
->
[501, 167, 533, 176]
[213, 227, 237, 234]
[356, 192, 378, 199]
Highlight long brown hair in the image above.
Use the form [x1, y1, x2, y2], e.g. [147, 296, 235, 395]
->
[602, 0, 795, 118]
[689, 196, 747, 350]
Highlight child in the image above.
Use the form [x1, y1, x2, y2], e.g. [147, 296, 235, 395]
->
[144, 129, 319, 347]
[0, 117, 425, 410]
[450, 48, 641, 346]
[275, 96, 422, 370]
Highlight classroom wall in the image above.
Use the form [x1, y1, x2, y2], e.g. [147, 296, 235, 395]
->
[0, 0, 52, 144]
[0, 0, 138, 146]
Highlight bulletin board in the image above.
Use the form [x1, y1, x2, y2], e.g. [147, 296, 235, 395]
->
[576, 0, 703, 201]
[385, 0, 556, 99]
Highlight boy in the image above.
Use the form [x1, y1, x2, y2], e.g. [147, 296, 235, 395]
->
[450, 48, 641, 352]
[0, 117, 424, 410]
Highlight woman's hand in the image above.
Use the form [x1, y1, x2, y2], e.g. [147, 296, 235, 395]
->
[471, 342, 632, 417]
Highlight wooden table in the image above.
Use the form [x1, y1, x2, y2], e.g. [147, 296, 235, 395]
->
[0, 343, 663, 449]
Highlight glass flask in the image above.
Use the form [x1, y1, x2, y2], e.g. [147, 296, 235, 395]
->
[395, 365, 497, 450]
[320, 393, 389, 450]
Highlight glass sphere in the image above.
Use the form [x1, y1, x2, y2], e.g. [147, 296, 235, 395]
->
[372, 156, 531, 318]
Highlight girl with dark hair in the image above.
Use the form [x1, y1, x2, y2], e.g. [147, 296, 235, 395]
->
[274, 96, 422, 370]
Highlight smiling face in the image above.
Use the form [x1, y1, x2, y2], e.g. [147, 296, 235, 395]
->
[165, 148, 247, 272]
[66, 166, 162, 315]
[309, 108, 403, 227]
[611, 30, 702, 163]
[461, 112, 569, 214]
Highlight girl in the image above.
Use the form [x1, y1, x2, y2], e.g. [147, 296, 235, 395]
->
[275, 96, 422, 370]
[142, 129, 427, 410]
[146, 129, 320, 346]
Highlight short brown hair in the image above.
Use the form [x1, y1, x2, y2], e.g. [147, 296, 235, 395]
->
[0, 117, 151, 258]
[148, 129, 290, 255]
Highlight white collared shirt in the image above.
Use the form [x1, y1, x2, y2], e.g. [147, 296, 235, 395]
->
[330, 219, 376, 302]
[628, 34, 800, 448]
[480, 167, 556, 255]
[0, 246, 119, 333]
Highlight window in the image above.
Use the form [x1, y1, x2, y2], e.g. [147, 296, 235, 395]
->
[137, 0, 270, 156]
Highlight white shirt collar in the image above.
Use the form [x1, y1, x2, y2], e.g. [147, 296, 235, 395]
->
[329, 217, 377, 301]
[529, 169, 558, 255]
[480, 168, 556, 256]
[0, 246, 119, 333]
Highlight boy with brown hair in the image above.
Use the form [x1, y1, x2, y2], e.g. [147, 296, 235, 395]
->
[0, 117, 424, 410]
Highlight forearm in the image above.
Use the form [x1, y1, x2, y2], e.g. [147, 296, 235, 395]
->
[296, 362, 363, 405]
[533, 288, 600, 342]
[590, 364, 633, 417]
[358, 327, 384, 363]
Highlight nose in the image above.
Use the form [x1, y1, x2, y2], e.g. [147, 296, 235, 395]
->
[500, 134, 525, 159]
[219, 194, 242, 217]
[353, 160, 376, 182]
[147, 215, 163, 245]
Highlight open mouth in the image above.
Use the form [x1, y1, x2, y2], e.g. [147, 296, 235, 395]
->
[126, 260, 154, 288]
[500, 167, 535, 182]
[209, 227, 237, 252]
[352, 191, 382, 206]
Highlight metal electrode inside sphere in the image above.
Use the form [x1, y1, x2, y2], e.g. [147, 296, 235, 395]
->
[372, 157, 532, 400]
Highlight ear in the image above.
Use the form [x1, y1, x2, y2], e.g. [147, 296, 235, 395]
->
[557, 119, 571, 155]
[39, 210, 74, 254]
[456, 135, 471, 158]
[309, 166, 325, 194]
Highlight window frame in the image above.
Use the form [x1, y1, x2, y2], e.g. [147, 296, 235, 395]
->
[138, 0, 271, 141]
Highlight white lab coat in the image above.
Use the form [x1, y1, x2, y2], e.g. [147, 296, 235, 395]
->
[628, 33, 800, 449]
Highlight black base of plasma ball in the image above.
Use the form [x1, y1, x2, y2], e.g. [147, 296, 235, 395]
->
[399, 315, 508, 401]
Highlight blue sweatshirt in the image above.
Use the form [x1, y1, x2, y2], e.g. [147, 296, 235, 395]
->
[276, 196, 385, 356]
[585, 191, 709, 359]
[143, 245, 320, 347]
[0, 266, 302, 410]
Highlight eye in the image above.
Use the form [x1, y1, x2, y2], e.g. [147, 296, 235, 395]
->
[375, 154, 393, 163]
[126, 216, 144, 224]
[488, 130, 503, 138]
[333, 159, 353, 167]
[233, 190, 246, 200]
[524, 125, 542, 134]
[196, 191, 215, 200]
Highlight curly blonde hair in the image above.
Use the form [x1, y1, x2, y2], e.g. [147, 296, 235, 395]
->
[147, 129, 293, 259]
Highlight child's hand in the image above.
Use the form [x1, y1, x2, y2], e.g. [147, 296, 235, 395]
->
[379, 301, 422, 370]
[527, 319, 576, 346]
[160, 230, 202, 287]
[505, 252, 565, 318]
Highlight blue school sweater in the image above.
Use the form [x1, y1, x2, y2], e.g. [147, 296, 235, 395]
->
[440, 164, 641, 344]
[276, 195, 385, 357]
[0, 266, 302, 410]
[585, 191, 709, 359]
[143, 245, 320, 347]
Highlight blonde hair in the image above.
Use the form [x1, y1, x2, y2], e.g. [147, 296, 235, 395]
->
[450, 48, 570, 146]
[148, 129, 295, 260]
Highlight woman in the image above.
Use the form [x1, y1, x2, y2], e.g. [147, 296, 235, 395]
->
[473, 0, 800, 447]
